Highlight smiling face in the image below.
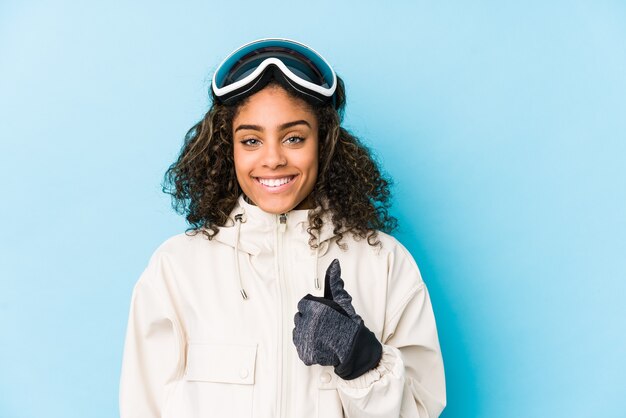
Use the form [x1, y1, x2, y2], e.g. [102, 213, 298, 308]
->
[232, 85, 319, 214]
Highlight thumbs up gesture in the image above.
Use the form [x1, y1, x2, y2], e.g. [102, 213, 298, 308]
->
[293, 259, 383, 380]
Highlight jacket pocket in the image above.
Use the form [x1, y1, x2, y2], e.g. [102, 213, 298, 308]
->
[182, 342, 257, 417]
[317, 367, 344, 418]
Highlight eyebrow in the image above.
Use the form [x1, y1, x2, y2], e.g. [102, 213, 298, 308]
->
[234, 119, 311, 133]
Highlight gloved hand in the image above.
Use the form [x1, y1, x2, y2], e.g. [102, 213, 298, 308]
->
[292, 259, 383, 380]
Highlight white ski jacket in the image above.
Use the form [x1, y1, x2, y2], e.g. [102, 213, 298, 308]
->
[119, 195, 446, 417]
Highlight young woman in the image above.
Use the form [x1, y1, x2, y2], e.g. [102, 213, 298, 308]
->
[120, 38, 446, 418]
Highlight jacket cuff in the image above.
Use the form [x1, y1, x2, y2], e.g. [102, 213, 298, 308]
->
[335, 345, 404, 390]
[334, 321, 383, 380]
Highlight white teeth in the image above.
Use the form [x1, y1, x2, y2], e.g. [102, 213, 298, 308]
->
[258, 177, 293, 187]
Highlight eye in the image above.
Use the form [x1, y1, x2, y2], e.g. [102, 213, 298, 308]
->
[284, 136, 305, 145]
[240, 138, 261, 147]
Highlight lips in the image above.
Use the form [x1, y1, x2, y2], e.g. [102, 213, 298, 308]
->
[255, 176, 296, 188]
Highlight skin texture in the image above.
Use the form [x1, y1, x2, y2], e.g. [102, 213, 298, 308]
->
[232, 86, 319, 214]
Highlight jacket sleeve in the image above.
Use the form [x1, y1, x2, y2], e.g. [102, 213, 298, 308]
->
[119, 254, 185, 418]
[335, 243, 446, 418]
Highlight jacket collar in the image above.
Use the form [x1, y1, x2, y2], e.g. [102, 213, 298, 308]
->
[213, 194, 337, 254]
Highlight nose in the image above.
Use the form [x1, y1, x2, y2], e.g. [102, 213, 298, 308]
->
[262, 140, 287, 169]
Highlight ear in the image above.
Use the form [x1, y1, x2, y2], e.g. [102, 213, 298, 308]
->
[323, 259, 341, 300]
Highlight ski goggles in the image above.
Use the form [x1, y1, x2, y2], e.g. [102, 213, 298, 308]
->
[211, 38, 338, 107]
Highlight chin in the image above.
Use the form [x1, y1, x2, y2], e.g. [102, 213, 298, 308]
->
[250, 193, 304, 215]
[244, 186, 314, 214]
[257, 201, 296, 215]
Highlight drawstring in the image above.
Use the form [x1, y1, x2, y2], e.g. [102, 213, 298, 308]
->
[314, 239, 331, 291]
[314, 243, 321, 290]
[234, 213, 248, 300]
[233, 209, 326, 298]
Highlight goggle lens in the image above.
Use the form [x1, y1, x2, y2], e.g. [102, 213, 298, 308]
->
[222, 47, 329, 88]
[212, 38, 337, 107]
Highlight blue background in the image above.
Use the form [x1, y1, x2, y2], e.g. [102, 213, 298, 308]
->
[1, 1, 625, 417]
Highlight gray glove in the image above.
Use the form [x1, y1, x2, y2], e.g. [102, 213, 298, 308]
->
[292, 259, 383, 380]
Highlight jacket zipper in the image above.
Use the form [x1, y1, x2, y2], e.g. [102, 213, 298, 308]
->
[276, 213, 290, 418]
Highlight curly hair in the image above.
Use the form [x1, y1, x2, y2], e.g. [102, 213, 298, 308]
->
[162, 74, 397, 249]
